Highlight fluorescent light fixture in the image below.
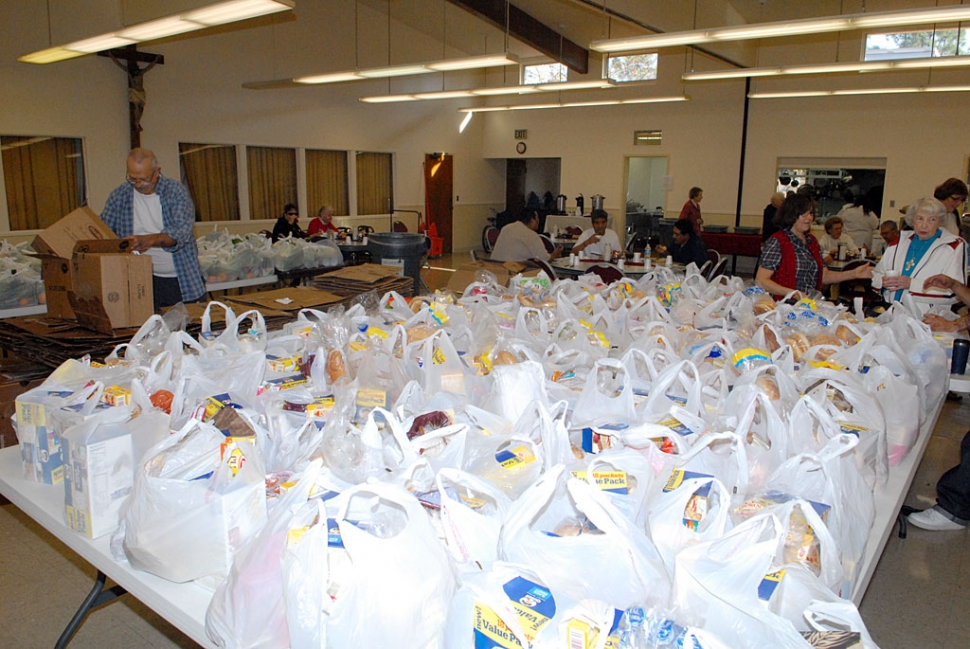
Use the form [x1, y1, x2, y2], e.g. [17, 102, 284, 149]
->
[749, 84, 970, 99]
[357, 64, 432, 78]
[684, 56, 970, 81]
[358, 94, 418, 103]
[457, 95, 689, 113]
[427, 53, 519, 71]
[294, 71, 362, 84]
[18, 47, 87, 64]
[65, 35, 137, 53]
[535, 80, 615, 91]
[459, 112, 474, 133]
[414, 90, 475, 99]
[20, 0, 295, 64]
[470, 86, 540, 96]
[591, 4, 970, 52]
[182, 0, 294, 25]
[116, 17, 206, 41]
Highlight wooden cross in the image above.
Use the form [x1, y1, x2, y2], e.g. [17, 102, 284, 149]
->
[98, 46, 165, 149]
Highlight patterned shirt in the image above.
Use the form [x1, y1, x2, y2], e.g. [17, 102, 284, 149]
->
[101, 174, 206, 302]
[759, 229, 821, 294]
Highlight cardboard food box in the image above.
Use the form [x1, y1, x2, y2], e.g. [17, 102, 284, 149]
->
[32, 207, 117, 320]
[446, 260, 529, 293]
[62, 421, 134, 539]
[69, 240, 153, 334]
[16, 386, 80, 484]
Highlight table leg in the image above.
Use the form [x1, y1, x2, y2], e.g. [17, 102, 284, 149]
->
[55, 570, 127, 649]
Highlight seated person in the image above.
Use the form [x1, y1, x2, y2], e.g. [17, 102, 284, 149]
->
[817, 216, 858, 262]
[571, 209, 620, 258]
[871, 220, 899, 256]
[657, 218, 707, 267]
[307, 205, 339, 238]
[490, 209, 563, 262]
[272, 203, 306, 242]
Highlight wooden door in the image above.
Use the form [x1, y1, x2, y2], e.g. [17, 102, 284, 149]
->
[424, 153, 453, 254]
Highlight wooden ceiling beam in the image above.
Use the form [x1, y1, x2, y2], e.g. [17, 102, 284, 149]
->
[447, 0, 588, 74]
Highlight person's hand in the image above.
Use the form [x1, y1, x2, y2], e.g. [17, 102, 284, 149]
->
[923, 313, 967, 332]
[655, 244, 668, 255]
[550, 245, 564, 261]
[123, 234, 165, 252]
[881, 274, 910, 291]
[924, 274, 957, 291]
[851, 262, 873, 280]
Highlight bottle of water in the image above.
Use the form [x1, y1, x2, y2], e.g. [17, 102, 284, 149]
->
[618, 607, 648, 649]
[644, 240, 652, 261]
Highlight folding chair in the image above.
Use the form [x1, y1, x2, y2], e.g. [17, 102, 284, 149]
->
[584, 263, 626, 284]
[528, 258, 557, 281]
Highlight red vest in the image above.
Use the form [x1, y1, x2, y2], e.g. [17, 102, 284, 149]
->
[770, 230, 824, 298]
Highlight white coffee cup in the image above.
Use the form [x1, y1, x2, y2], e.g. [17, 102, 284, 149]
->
[666, 255, 673, 267]
[885, 269, 900, 277]
[633, 252, 642, 262]
[617, 259, 625, 270]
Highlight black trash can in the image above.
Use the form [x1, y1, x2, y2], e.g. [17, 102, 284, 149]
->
[366, 233, 427, 295]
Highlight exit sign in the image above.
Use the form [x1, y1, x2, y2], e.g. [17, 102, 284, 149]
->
[514, 129, 528, 139]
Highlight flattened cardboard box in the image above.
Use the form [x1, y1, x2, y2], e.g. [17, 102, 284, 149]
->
[446, 260, 529, 293]
[229, 286, 344, 311]
[69, 239, 153, 334]
[32, 207, 117, 320]
[322, 263, 405, 283]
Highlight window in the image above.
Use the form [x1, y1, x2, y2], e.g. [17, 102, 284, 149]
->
[523, 62, 567, 84]
[607, 53, 658, 83]
[179, 143, 239, 222]
[356, 152, 393, 215]
[306, 149, 349, 216]
[2, 135, 85, 230]
[247, 146, 297, 220]
[865, 28, 970, 60]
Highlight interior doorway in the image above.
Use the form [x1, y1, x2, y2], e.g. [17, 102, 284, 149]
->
[424, 153, 453, 254]
[624, 156, 669, 241]
[504, 157, 561, 231]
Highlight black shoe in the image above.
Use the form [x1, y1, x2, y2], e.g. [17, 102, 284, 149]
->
[946, 391, 963, 402]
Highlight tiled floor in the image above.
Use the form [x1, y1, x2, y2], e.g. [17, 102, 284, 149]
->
[1, 254, 966, 648]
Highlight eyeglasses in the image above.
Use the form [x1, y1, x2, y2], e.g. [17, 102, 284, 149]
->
[285, 212, 298, 216]
[125, 168, 158, 187]
[950, 195, 967, 202]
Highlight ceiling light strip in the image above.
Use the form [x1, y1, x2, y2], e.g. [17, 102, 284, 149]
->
[292, 53, 519, 85]
[591, 4, 970, 53]
[455, 96, 689, 113]
[20, 0, 294, 64]
[748, 84, 970, 99]
[684, 56, 970, 81]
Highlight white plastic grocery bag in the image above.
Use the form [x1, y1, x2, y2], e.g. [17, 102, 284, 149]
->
[571, 358, 637, 428]
[123, 419, 267, 583]
[326, 482, 458, 649]
[436, 468, 512, 572]
[500, 465, 670, 609]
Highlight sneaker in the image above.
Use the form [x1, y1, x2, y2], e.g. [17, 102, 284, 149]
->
[908, 507, 967, 532]
[946, 391, 963, 402]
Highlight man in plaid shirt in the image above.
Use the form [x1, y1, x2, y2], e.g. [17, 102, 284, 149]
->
[101, 148, 206, 310]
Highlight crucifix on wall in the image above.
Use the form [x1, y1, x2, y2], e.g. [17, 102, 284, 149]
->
[98, 46, 165, 149]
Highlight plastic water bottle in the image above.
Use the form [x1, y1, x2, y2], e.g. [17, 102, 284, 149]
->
[618, 607, 648, 648]
[644, 241, 652, 262]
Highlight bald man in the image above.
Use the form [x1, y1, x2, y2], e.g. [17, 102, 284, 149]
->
[101, 148, 205, 310]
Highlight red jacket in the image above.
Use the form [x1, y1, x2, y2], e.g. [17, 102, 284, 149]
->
[679, 200, 702, 232]
[770, 229, 824, 298]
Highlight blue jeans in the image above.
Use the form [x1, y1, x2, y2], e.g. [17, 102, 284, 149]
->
[937, 428, 970, 522]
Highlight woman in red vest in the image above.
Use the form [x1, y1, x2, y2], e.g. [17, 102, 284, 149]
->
[756, 193, 872, 300]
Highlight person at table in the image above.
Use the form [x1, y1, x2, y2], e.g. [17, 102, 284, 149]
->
[656, 218, 707, 267]
[761, 192, 785, 242]
[755, 193, 872, 300]
[490, 208, 563, 262]
[272, 203, 305, 242]
[871, 220, 900, 256]
[571, 209, 620, 259]
[307, 205, 339, 239]
[838, 195, 879, 251]
[871, 197, 967, 314]
[101, 147, 206, 311]
[679, 186, 704, 233]
[932, 177, 967, 236]
[909, 274, 970, 531]
[817, 216, 858, 263]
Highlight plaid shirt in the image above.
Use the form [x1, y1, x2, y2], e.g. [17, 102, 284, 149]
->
[759, 229, 821, 294]
[101, 174, 206, 302]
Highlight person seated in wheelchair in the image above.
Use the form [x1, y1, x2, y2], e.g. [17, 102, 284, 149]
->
[571, 209, 620, 259]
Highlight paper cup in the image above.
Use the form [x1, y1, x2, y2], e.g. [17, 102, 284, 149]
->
[633, 252, 642, 262]
[666, 255, 673, 267]
[885, 269, 900, 277]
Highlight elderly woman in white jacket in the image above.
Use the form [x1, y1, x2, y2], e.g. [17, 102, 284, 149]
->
[872, 197, 968, 314]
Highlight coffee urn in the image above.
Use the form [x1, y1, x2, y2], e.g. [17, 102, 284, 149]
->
[575, 194, 585, 216]
[591, 194, 605, 212]
[556, 194, 567, 215]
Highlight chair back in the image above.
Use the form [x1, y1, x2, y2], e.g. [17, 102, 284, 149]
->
[697, 259, 712, 278]
[705, 249, 720, 267]
[528, 258, 557, 281]
[484, 226, 500, 252]
[585, 263, 625, 284]
[539, 234, 555, 254]
[392, 221, 408, 232]
[706, 257, 729, 281]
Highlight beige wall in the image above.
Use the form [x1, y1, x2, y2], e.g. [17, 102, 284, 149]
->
[1, 0, 968, 254]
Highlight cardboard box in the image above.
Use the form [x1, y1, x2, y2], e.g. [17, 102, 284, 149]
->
[446, 260, 528, 293]
[32, 207, 117, 321]
[31, 206, 116, 259]
[229, 286, 343, 312]
[62, 421, 134, 538]
[69, 240, 153, 334]
[16, 386, 79, 484]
